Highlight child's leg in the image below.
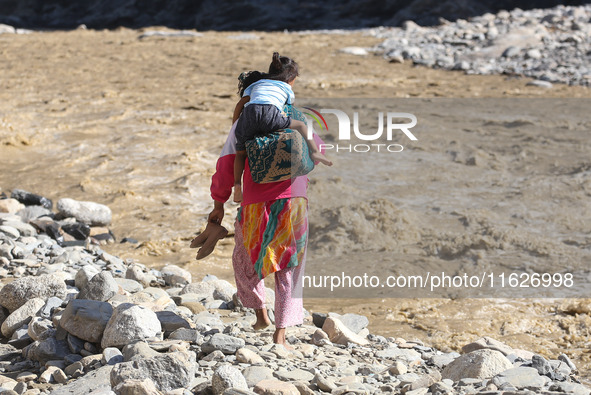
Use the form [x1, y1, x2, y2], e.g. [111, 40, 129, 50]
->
[233, 151, 247, 202]
[289, 119, 332, 166]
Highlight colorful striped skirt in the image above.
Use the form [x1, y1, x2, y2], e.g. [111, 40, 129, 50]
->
[237, 197, 308, 279]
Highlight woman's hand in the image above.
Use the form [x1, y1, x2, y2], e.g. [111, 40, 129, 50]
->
[208, 201, 225, 224]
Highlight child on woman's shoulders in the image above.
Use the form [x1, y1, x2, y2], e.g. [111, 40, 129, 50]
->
[232, 52, 332, 203]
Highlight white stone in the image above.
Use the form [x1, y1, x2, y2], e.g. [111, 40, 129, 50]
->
[322, 317, 368, 346]
[161, 265, 192, 287]
[0, 198, 24, 214]
[442, 349, 513, 381]
[339, 47, 369, 56]
[101, 304, 162, 348]
[74, 265, 100, 290]
[1, 297, 45, 338]
[254, 379, 299, 395]
[236, 347, 265, 365]
[56, 198, 112, 226]
[211, 365, 248, 394]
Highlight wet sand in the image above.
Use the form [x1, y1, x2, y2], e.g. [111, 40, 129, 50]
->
[0, 28, 590, 382]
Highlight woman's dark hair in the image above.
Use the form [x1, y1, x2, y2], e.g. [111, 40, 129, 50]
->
[238, 52, 299, 96]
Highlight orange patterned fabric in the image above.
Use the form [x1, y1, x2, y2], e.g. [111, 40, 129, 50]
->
[238, 197, 308, 279]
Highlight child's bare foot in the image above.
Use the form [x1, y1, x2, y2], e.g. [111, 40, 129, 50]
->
[233, 184, 243, 203]
[310, 152, 332, 166]
[252, 308, 271, 331]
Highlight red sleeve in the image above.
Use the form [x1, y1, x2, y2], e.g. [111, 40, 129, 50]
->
[210, 153, 235, 203]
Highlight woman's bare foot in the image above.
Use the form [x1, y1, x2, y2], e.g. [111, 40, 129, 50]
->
[310, 151, 333, 166]
[252, 308, 271, 331]
[273, 328, 293, 350]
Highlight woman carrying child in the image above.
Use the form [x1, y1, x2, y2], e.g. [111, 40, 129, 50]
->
[203, 53, 328, 346]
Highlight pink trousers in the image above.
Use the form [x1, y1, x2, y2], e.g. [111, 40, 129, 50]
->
[233, 220, 305, 328]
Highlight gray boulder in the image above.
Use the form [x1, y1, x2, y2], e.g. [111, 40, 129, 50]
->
[122, 341, 160, 362]
[179, 281, 215, 297]
[74, 265, 100, 290]
[110, 351, 196, 392]
[1, 297, 45, 338]
[77, 271, 119, 302]
[202, 333, 245, 355]
[338, 313, 369, 334]
[211, 279, 237, 302]
[0, 225, 19, 239]
[114, 278, 143, 293]
[155, 311, 192, 337]
[57, 198, 112, 226]
[2, 221, 36, 237]
[112, 378, 161, 395]
[242, 366, 274, 388]
[101, 304, 162, 348]
[38, 296, 63, 319]
[48, 365, 113, 395]
[27, 317, 53, 341]
[102, 347, 124, 365]
[23, 336, 71, 364]
[212, 365, 248, 395]
[60, 299, 113, 343]
[492, 366, 548, 389]
[168, 328, 200, 343]
[0, 274, 67, 312]
[160, 265, 192, 287]
[442, 349, 513, 381]
[462, 337, 514, 356]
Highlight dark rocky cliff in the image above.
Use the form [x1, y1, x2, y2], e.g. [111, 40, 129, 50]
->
[0, 0, 588, 30]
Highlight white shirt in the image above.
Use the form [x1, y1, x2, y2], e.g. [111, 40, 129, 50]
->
[243, 79, 295, 111]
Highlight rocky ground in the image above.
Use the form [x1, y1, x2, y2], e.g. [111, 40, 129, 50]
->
[1, 191, 590, 395]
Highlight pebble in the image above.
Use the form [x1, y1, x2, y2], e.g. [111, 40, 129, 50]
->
[102, 347, 124, 365]
[527, 79, 554, 88]
[254, 379, 299, 395]
[339, 46, 369, 56]
[321, 317, 368, 346]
